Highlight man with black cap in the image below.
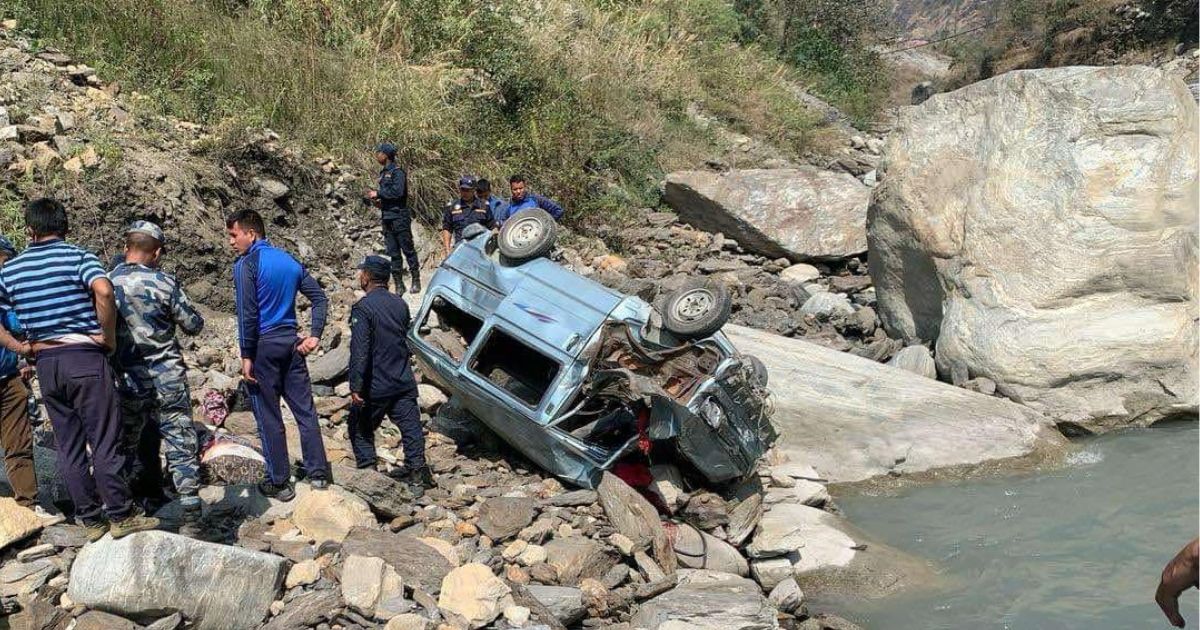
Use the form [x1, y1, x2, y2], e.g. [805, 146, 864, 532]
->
[346, 255, 432, 488]
[110, 221, 206, 534]
[440, 175, 495, 257]
[365, 143, 420, 294]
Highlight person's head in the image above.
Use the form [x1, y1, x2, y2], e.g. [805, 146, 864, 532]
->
[458, 176, 477, 202]
[124, 221, 165, 267]
[356, 255, 392, 291]
[508, 174, 527, 201]
[24, 197, 68, 240]
[225, 209, 265, 255]
[476, 178, 491, 199]
[375, 142, 397, 166]
[0, 236, 16, 268]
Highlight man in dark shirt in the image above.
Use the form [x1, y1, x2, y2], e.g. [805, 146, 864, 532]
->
[346, 256, 432, 488]
[364, 143, 420, 294]
[440, 176, 494, 257]
[227, 209, 330, 501]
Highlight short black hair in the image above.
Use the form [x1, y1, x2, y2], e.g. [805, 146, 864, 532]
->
[508, 174, 526, 184]
[24, 198, 68, 237]
[125, 232, 161, 254]
[364, 267, 391, 286]
[225, 209, 266, 236]
[476, 178, 491, 192]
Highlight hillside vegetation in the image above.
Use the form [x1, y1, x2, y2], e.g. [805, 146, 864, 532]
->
[5, 0, 888, 229]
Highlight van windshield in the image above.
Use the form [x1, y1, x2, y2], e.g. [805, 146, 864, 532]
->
[420, 297, 483, 364]
[470, 327, 560, 407]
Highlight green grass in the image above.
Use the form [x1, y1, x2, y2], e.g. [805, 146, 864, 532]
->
[3, 0, 878, 227]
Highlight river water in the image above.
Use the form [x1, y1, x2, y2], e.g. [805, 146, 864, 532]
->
[828, 422, 1199, 630]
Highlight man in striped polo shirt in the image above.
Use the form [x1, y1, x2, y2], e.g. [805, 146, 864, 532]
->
[0, 198, 158, 541]
[227, 209, 330, 501]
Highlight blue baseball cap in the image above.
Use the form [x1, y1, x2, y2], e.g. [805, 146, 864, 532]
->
[356, 255, 392, 277]
[458, 175, 477, 189]
[0, 236, 17, 258]
[376, 143, 397, 158]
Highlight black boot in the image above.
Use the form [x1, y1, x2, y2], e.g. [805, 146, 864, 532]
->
[409, 270, 421, 294]
[402, 465, 435, 489]
[391, 272, 406, 295]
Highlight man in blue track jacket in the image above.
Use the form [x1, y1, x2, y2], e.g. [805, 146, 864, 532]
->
[226, 209, 330, 501]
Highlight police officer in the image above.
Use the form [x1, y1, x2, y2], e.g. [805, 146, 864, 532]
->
[347, 255, 433, 488]
[475, 178, 502, 217]
[365, 143, 420, 294]
[440, 176, 495, 257]
[110, 221, 206, 535]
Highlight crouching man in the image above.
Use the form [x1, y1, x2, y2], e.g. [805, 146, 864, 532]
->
[347, 256, 432, 488]
[110, 221, 206, 536]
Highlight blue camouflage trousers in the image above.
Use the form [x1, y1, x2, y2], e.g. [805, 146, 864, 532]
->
[120, 383, 200, 506]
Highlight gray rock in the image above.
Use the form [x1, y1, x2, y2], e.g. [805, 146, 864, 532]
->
[665, 168, 870, 261]
[768, 578, 804, 615]
[68, 531, 285, 630]
[724, 325, 1065, 484]
[539, 490, 598, 508]
[74, 611, 140, 630]
[525, 586, 585, 625]
[543, 538, 616, 586]
[800, 292, 854, 318]
[332, 464, 416, 519]
[255, 177, 290, 199]
[672, 522, 748, 576]
[887, 345, 937, 380]
[477, 497, 536, 541]
[262, 590, 342, 630]
[869, 66, 1198, 430]
[779, 264, 821, 285]
[597, 472, 675, 572]
[307, 343, 350, 383]
[631, 571, 779, 629]
[342, 527, 452, 595]
[146, 612, 184, 630]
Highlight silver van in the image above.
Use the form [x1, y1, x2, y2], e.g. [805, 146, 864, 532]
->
[408, 210, 776, 489]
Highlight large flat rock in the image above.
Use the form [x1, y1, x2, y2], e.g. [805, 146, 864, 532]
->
[724, 325, 1065, 483]
[868, 66, 1198, 430]
[664, 168, 870, 261]
[67, 531, 285, 630]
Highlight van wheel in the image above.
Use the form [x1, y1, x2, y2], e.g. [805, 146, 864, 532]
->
[661, 280, 731, 340]
[498, 209, 557, 263]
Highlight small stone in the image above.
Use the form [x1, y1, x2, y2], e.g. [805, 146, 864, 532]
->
[16, 543, 55, 562]
[503, 605, 531, 626]
[609, 533, 635, 556]
[780, 264, 821, 285]
[502, 540, 529, 561]
[437, 563, 515, 629]
[285, 559, 321, 588]
[386, 613, 429, 630]
[517, 544, 547, 567]
[769, 577, 805, 615]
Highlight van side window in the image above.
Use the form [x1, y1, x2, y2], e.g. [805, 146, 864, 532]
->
[419, 297, 483, 365]
[470, 328, 560, 407]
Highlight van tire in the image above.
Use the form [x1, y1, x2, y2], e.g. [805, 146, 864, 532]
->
[498, 209, 557, 263]
[661, 280, 731, 340]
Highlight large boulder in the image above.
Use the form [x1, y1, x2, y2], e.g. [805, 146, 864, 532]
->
[631, 570, 779, 629]
[664, 168, 870, 261]
[0, 498, 43, 552]
[68, 531, 285, 630]
[868, 66, 1199, 430]
[724, 325, 1066, 483]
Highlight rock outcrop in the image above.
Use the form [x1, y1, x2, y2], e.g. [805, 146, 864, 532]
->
[725, 325, 1066, 483]
[868, 66, 1199, 430]
[664, 168, 870, 261]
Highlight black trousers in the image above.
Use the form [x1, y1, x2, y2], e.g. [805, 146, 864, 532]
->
[382, 214, 419, 280]
[348, 395, 425, 470]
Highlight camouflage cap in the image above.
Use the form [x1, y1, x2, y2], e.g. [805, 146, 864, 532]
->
[127, 220, 165, 244]
[0, 235, 17, 258]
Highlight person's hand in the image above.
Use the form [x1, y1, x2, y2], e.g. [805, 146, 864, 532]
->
[1157, 538, 1199, 628]
[17, 342, 32, 359]
[350, 392, 364, 406]
[241, 358, 257, 384]
[18, 365, 33, 382]
[366, 189, 378, 199]
[296, 335, 320, 356]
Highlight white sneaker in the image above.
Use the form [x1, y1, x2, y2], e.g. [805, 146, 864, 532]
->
[32, 505, 65, 526]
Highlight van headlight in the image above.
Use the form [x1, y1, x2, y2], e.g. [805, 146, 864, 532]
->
[699, 398, 725, 429]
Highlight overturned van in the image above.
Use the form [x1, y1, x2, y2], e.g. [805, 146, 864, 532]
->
[408, 209, 777, 489]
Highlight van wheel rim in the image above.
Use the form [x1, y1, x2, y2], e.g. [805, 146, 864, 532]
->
[506, 217, 544, 248]
[673, 288, 715, 321]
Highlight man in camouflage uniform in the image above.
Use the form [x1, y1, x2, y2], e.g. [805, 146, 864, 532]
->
[110, 221, 206, 534]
